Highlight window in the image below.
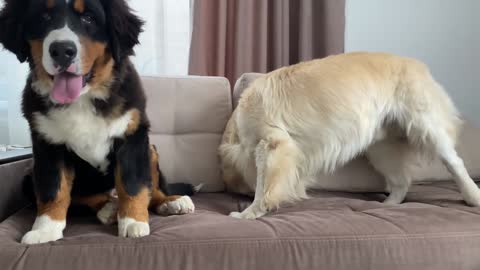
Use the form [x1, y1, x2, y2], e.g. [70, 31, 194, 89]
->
[0, 0, 193, 147]
[130, 0, 193, 76]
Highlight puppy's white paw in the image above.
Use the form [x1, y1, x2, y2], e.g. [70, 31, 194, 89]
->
[21, 229, 63, 244]
[97, 201, 118, 225]
[118, 217, 150, 238]
[156, 196, 195, 215]
[21, 215, 66, 244]
[126, 222, 150, 238]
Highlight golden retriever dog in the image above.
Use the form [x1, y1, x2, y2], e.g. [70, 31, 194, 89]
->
[219, 52, 480, 219]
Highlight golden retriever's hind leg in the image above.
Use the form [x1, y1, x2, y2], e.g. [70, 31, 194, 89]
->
[430, 129, 480, 206]
[406, 107, 480, 206]
[219, 143, 254, 195]
[230, 133, 303, 219]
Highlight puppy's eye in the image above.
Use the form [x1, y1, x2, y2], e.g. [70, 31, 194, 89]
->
[81, 14, 95, 25]
[42, 13, 52, 22]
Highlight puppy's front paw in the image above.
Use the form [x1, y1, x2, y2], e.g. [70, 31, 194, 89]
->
[156, 196, 195, 215]
[118, 217, 150, 238]
[21, 229, 63, 244]
[97, 201, 118, 225]
[21, 215, 66, 244]
[126, 222, 150, 238]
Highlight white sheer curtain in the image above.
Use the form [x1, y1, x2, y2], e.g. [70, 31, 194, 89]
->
[130, 0, 193, 76]
[0, 0, 38, 146]
[0, 48, 30, 146]
[0, 0, 192, 146]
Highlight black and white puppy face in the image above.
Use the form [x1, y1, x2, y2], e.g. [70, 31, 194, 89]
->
[25, 0, 108, 76]
[0, 0, 143, 104]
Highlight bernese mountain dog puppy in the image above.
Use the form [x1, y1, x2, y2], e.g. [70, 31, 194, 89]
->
[0, 0, 196, 244]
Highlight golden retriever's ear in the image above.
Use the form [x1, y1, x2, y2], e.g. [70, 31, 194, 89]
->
[101, 0, 144, 63]
[0, 0, 30, 62]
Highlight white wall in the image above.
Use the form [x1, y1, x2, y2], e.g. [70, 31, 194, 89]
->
[345, 0, 480, 126]
[0, 0, 31, 146]
[129, 0, 192, 75]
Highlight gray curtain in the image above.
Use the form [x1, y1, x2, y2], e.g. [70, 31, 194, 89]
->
[188, 0, 346, 85]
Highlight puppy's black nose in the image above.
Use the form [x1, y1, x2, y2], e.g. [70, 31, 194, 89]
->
[49, 41, 77, 69]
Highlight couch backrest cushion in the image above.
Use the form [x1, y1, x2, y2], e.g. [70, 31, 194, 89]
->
[143, 76, 231, 192]
[233, 73, 265, 109]
[233, 73, 480, 192]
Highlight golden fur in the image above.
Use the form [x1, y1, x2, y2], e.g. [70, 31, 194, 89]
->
[219, 52, 480, 219]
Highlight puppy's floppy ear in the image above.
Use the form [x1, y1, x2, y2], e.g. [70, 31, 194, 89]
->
[0, 0, 30, 63]
[102, 0, 144, 63]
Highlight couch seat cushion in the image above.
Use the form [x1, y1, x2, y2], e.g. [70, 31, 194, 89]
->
[1, 182, 480, 270]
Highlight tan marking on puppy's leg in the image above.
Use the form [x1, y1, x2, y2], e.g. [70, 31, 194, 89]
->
[36, 166, 74, 220]
[149, 145, 167, 208]
[73, 193, 118, 225]
[115, 165, 150, 238]
[22, 166, 74, 244]
[73, 0, 85, 13]
[148, 145, 195, 215]
[116, 186, 150, 223]
[150, 190, 167, 211]
[125, 109, 141, 136]
[148, 147, 180, 204]
[72, 193, 110, 211]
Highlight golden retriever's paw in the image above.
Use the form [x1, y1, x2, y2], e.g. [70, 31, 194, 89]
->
[463, 189, 480, 207]
[156, 196, 195, 215]
[229, 211, 244, 219]
[118, 217, 150, 238]
[228, 210, 263, 220]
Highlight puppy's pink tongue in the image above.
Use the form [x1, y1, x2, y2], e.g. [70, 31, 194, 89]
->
[51, 73, 83, 104]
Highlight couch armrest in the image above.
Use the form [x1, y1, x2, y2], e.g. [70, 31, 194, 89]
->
[0, 151, 32, 222]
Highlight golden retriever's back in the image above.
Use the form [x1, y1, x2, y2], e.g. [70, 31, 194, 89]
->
[238, 52, 460, 149]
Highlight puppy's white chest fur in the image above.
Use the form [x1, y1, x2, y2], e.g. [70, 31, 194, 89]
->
[34, 97, 133, 172]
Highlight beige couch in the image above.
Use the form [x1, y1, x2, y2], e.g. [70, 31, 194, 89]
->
[1, 75, 480, 270]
